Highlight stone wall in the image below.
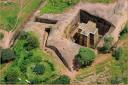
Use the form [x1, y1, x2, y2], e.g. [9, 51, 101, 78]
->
[64, 12, 80, 39]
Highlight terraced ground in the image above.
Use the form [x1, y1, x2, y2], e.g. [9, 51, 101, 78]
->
[0, 0, 42, 31]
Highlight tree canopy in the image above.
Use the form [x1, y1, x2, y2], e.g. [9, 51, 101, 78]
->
[1, 48, 16, 63]
[53, 75, 70, 84]
[75, 48, 96, 67]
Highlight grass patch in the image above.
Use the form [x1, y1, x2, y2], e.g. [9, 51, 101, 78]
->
[0, 1, 19, 31]
[110, 44, 128, 84]
[82, 0, 113, 3]
[0, 0, 42, 31]
[41, 0, 79, 14]
[120, 24, 128, 39]
[0, 64, 4, 70]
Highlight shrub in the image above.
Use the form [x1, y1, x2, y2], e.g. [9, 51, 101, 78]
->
[45, 60, 55, 71]
[4, 67, 20, 83]
[19, 63, 27, 73]
[31, 56, 42, 63]
[120, 24, 128, 37]
[111, 77, 123, 84]
[19, 59, 30, 73]
[101, 42, 111, 53]
[104, 35, 113, 43]
[33, 64, 45, 75]
[30, 77, 42, 84]
[75, 48, 96, 67]
[24, 33, 39, 51]
[53, 75, 70, 84]
[1, 48, 16, 63]
[112, 47, 122, 60]
[101, 36, 113, 53]
[0, 32, 4, 40]
[20, 31, 28, 40]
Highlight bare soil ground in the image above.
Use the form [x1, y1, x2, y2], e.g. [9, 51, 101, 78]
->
[92, 54, 112, 66]
[0, 30, 12, 48]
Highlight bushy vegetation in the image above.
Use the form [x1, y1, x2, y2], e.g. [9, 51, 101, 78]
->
[4, 67, 20, 84]
[1, 31, 60, 84]
[100, 35, 113, 53]
[112, 47, 122, 60]
[41, 0, 79, 14]
[33, 64, 45, 75]
[53, 75, 70, 84]
[75, 48, 96, 67]
[110, 44, 128, 84]
[83, 0, 113, 3]
[120, 24, 128, 39]
[1, 48, 16, 64]
[29, 77, 42, 84]
[23, 32, 39, 51]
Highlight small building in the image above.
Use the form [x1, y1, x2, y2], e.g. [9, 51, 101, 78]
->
[74, 21, 98, 48]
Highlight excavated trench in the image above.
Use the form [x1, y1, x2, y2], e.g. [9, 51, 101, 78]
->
[35, 9, 115, 70]
[80, 10, 113, 36]
[43, 27, 72, 71]
[35, 17, 58, 24]
[71, 10, 115, 47]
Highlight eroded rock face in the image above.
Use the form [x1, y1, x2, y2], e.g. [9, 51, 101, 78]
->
[36, 0, 128, 71]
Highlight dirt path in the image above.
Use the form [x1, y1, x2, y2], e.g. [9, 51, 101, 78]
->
[92, 53, 112, 66]
[60, 68, 79, 80]
[60, 53, 112, 79]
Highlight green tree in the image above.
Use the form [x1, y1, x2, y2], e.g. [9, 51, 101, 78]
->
[24, 33, 39, 51]
[101, 42, 111, 53]
[33, 64, 45, 75]
[53, 75, 70, 84]
[75, 48, 96, 67]
[20, 31, 28, 40]
[1, 48, 16, 63]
